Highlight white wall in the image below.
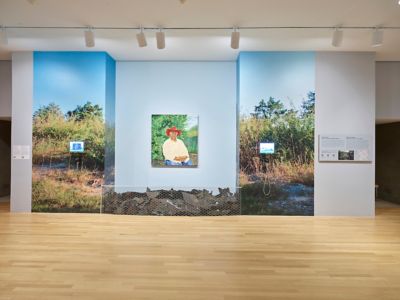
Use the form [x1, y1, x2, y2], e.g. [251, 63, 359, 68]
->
[11, 52, 33, 212]
[0, 61, 12, 119]
[376, 62, 400, 123]
[315, 52, 375, 216]
[116, 61, 237, 192]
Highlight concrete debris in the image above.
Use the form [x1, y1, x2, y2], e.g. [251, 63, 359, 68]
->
[103, 188, 239, 216]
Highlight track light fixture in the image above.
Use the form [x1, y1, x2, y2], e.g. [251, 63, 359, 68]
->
[332, 27, 343, 47]
[371, 27, 384, 47]
[84, 27, 95, 48]
[0, 26, 8, 45]
[136, 26, 147, 48]
[231, 27, 240, 49]
[156, 28, 165, 49]
[2, 24, 400, 50]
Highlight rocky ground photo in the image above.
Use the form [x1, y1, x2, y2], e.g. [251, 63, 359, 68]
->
[102, 187, 240, 216]
[240, 181, 314, 216]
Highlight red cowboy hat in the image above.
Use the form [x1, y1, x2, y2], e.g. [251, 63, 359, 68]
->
[166, 126, 182, 136]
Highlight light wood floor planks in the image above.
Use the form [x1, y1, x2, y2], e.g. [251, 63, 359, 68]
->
[0, 208, 400, 300]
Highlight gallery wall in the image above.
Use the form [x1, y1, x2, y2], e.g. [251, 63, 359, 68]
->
[315, 52, 375, 216]
[376, 62, 400, 123]
[10, 51, 377, 216]
[0, 61, 12, 119]
[115, 61, 237, 192]
[11, 52, 33, 212]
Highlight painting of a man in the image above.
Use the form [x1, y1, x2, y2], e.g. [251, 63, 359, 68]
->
[151, 114, 198, 168]
[162, 126, 192, 166]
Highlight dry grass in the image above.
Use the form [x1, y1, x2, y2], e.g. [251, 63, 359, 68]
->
[32, 168, 103, 212]
[270, 162, 314, 186]
[33, 167, 103, 194]
[240, 161, 314, 187]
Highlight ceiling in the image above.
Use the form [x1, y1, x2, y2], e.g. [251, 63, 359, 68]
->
[0, 0, 400, 61]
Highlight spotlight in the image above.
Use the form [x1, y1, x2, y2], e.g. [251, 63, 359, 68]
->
[156, 29, 165, 49]
[231, 27, 240, 49]
[371, 28, 384, 47]
[332, 27, 343, 47]
[136, 26, 147, 48]
[0, 26, 8, 45]
[84, 28, 95, 48]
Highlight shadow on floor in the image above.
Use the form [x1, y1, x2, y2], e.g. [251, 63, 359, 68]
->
[376, 199, 400, 209]
[0, 195, 10, 213]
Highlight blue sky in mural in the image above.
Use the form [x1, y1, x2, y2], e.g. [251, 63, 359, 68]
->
[239, 52, 315, 116]
[33, 51, 107, 114]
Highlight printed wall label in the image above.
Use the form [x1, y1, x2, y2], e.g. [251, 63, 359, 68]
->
[319, 135, 372, 162]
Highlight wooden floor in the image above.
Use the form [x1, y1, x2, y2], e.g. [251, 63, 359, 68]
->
[0, 207, 400, 300]
[0, 201, 10, 213]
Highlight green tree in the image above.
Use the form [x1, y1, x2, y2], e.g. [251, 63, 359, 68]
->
[252, 97, 287, 119]
[33, 103, 63, 121]
[66, 101, 103, 121]
[251, 99, 268, 118]
[301, 91, 315, 117]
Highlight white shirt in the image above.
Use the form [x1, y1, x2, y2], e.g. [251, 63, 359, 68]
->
[162, 138, 190, 163]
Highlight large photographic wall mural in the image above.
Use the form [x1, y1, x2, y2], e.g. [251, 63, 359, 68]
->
[238, 52, 315, 215]
[31, 51, 314, 216]
[32, 52, 115, 213]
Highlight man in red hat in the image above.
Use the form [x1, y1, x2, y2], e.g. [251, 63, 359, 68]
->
[162, 126, 192, 166]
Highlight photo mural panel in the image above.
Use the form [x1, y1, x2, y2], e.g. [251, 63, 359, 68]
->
[238, 52, 315, 216]
[32, 51, 115, 213]
[104, 54, 116, 186]
[151, 114, 199, 168]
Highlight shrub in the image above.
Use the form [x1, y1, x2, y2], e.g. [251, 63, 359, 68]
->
[240, 93, 315, 185]
[33, 102, 105, 170]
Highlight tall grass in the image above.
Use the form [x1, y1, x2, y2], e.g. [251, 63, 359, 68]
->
[240, 162, 314, 187]
[33, 105, 105, 169]
[240, 95, 315, 187]
[32, 103, 105, 212]
[32, 177, 101, 213]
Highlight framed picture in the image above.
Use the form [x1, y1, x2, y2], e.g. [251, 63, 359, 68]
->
[69, 141, 85, 153]
[151, 114, 198, 168]
[259, 142, 275, 155]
